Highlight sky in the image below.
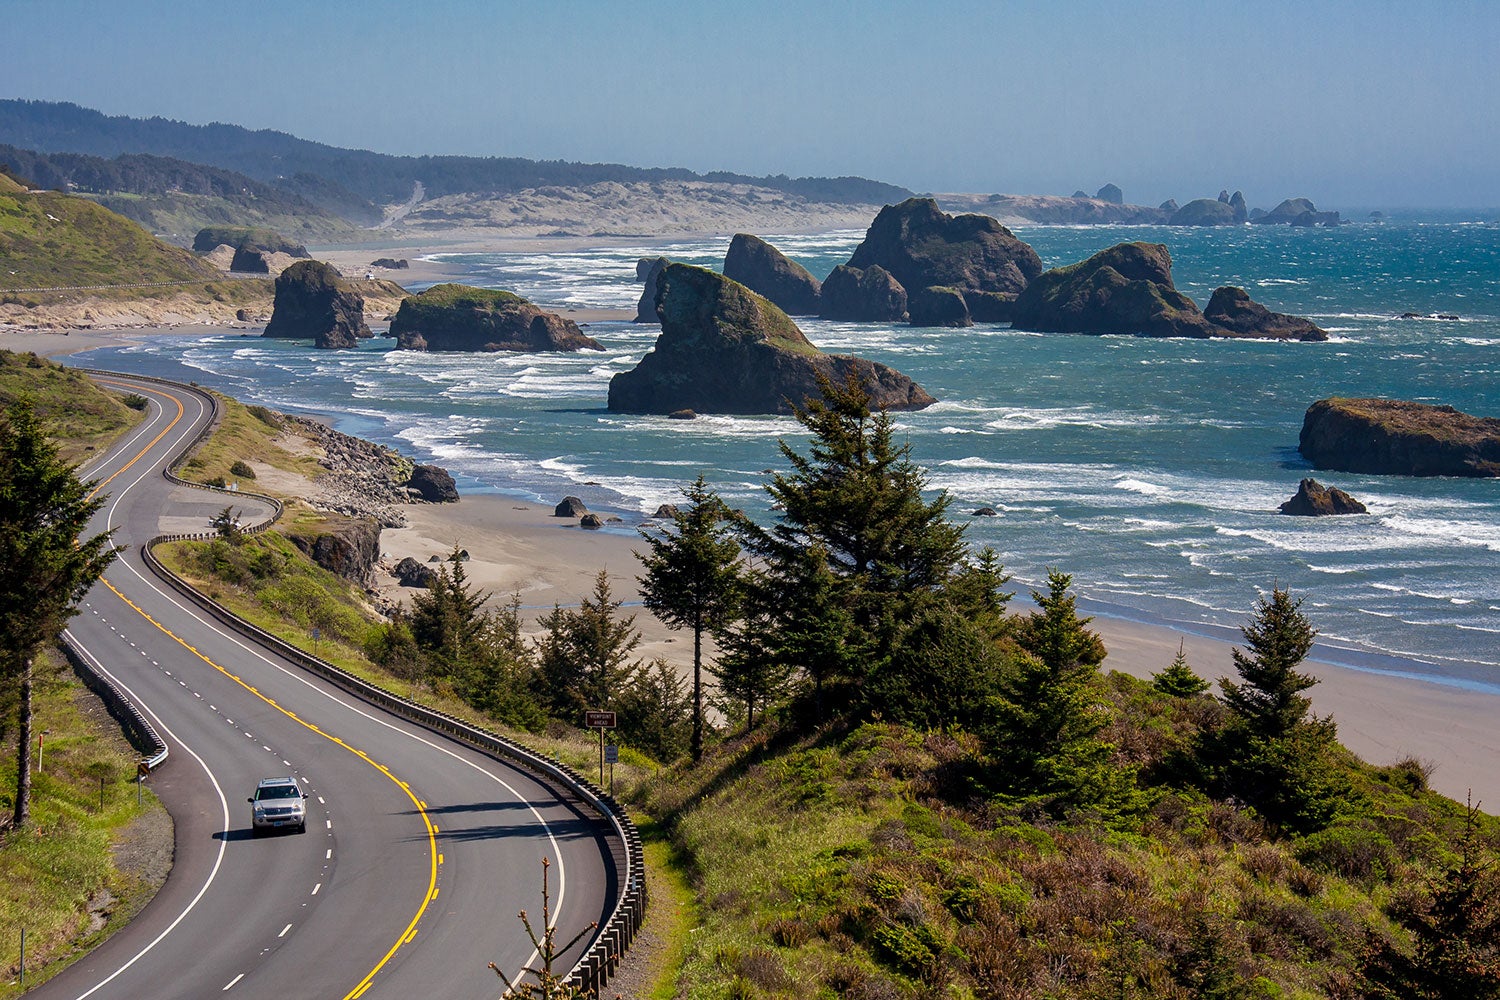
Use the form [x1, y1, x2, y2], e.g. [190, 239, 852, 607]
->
[6, 0, 1498, 208]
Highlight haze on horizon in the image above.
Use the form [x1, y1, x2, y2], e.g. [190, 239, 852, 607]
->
[6, 0, 1496, 210]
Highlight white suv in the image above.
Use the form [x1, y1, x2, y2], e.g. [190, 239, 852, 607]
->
[249, 776, 308, 835]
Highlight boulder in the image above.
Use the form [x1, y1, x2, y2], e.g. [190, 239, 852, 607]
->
[405, 464, 459, 503]
[1203, 286, 1327, 341]
[1170, 198, 1239, 226]
[285, 514, 381, 585]
[1298, 398, 1500, 477]
[580, 513, 604, 529]
[608, 263, 935, 415]
[1279, 478, 1368, 516]
[389, 284, 603, 352]
[667, 409, 695, 420]
[263, 259, 371, 349]
[908, 286, 972, 328]
[819, 264, 908, 322]
[555, 496, 589, 517]
[394, 556, 438, 588]
[963, 290, 1016, 323]
[653, 504, 679, 519]
[972, 507, 997, 517]
[845, 197, 1043, 296]
[1096, 183, 1124, 205]
[1159, 199, 1180, 213]
[723, 234, 821, 315]
[635, 257, 669, 322]
[230, 246, 271, 273]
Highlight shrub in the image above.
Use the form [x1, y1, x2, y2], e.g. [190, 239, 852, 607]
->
[246, 404, 282, 429]
[123, 393, 149, 411]
[229, 460, 256, 480]
[1296, 825, 1397, 879]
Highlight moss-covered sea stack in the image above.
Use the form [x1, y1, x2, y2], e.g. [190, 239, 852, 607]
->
[846, 197, 1044, 296]
[263, 259, 371, 349]
[1299, 398, 1500, 477]
[389, 283, 603, 352]
[608, 263, 934, 415]
[722, 234, 822, 315]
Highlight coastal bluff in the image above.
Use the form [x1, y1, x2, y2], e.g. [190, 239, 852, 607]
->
[608, 263, 934, 415]
[1299, 398, 1500, 477]
[389, 284, 603, 352]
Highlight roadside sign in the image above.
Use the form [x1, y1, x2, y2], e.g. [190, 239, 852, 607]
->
[584, 710, 616, 729]
[137, 761, 151, 779]
[604, 745, 619, 764]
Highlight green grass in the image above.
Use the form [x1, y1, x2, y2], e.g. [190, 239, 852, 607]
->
[401, 283, 528, 310]
[0, 649, 168, 996]
[635, 817, 700, 999]
[173, 391, 323, 490]
[0, 350, 145, 465]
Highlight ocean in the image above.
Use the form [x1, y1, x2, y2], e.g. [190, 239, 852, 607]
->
[69, 215, 1500, 687]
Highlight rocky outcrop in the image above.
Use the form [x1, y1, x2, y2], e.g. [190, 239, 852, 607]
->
[394, 556, 438, 588]
[819, 264, 908, 322]
[1279, 478, 1367, 516]
[908, 286, 972, 327]
[1204, 287, 1326, 341]
[609, 263, 934, 415]
[389, 284, 603, 352]
[963, 290, 1016, 323]
[846, 197, 1043, 296]
[1159, 199, 1180, 213]
[1254, 198, 1342, 226]
[1010, 243, 1326, 340]
[1170, 199, 1239, 226]
[635, 257, 668, 322]
[193, 226, 308, 257]
[371, 258, 409, 269]
[1096, 183, 1124, 205]
[1298, 398, 1500, 477]
[263, 259, 371, 349]
[723, 234, 821, 315]
[406, 464, 458, 502]
[285, 514, 381, 585]
[1228, 191, 1249, 223]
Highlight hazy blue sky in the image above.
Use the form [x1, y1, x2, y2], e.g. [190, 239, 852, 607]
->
[7, 0, 1497, 207]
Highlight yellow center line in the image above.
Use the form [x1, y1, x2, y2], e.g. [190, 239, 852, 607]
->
[87, 377, 438, 999]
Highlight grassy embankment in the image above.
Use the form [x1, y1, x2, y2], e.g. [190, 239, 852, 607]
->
[0, 356, 167, 995]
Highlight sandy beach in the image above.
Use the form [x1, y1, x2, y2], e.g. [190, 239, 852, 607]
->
[12, 307, 1497, 810]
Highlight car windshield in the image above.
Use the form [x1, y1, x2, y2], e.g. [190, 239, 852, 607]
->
[256, 785, 300, 800]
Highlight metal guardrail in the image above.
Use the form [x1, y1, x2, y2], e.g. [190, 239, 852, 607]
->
[61, 636, 170, 771]
[76, 370, 645, 992]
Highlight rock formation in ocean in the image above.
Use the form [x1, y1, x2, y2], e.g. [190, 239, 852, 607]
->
[962, 290, 1016, 323]
[263, 259, 371, 349]
[1254, 198, 1342, 226]
[405, 464, 459, 502]
[1279, 478, 1368, 516]
[819, 264, 908, 322]
[193, 226, 308, 258]
[1170, 198, 1240, 226]
[1010, 242, 1327, 340]
[845, 197, 1044, 297]
[285, 514, 382, 584]
[1203, 286, 1327, 341]
[1072, 190, 1089, 199]
[635, 256, 669, 322]
[609, 263, 935, 415]
[388, 284, 603, 352]
[1096, 183, 1124, 205]
[722, 234, 821, 315]
[1228, 191, 1249, 223]
[1299, 398, 1500, 477]
[1159, 199, 1180, 213]
[555, 496, 588, 517]
[908, 286, 972, 328]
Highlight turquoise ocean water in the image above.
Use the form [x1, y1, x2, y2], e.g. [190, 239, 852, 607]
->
[69, 215, 1500, 685]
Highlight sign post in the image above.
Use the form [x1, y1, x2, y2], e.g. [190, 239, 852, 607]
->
[583, 711, 616, 786]
[138, 760, 150, 808]
[605, 744, 619, 796]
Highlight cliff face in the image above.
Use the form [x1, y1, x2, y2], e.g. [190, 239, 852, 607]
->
[819, 264, 908, 322]
[388, 284, 603, 352]
[723, 234, 821, 315]
[284, 513, 381, 585]
[263, 259, 371, 349]
[1299, 398, 1500, 477]
[847, 198, 1044, 296]
[607, 263, 934, 415]
[1010, 243, 1326, 341]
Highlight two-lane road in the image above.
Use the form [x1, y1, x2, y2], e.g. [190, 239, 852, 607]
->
[34, 375, 616, 999]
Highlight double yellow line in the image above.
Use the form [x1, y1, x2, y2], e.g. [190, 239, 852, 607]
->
[90, 377, 438, 999]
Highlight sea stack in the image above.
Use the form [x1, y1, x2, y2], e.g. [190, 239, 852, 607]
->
[723, 234, 821, 316]
[388, 284, 603, 352]
[263, 259, 371, 349]
[1299, 398, 1500, 477]
[845, 197, 1044, 297]
[608, 263, 934, 415]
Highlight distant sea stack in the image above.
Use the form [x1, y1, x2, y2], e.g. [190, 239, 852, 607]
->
[635, 257, 669, 323]
[1009, 242, 1326, 341]
[845, 197, 1044, 297]
[608, 263, 934, 415]
[723, 234, 821, 316]
[820, 264, 908, 322]
[1254, 198, 1342, 227]
[263, 259, 371, 349]
[1299, 398, 1500, 477]
[388, 284, 603, 352]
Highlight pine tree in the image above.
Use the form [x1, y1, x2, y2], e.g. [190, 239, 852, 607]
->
[0, 403, 117, 828]
[535, 570, 641, 721]
[710, 611, 794, 733]
[617, 658, 694, 763]
[1219, 586, 1319, 740]
[1153, 640, 1211, 697]
[1013, 569, 1106, 676]
[946, 546, 1014, 641]
[637, 475, 742, 760]
[407, 545, 489, 680]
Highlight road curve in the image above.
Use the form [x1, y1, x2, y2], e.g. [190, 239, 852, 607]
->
[34, 375, 618, 1000]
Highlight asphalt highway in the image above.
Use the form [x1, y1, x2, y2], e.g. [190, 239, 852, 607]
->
[33, 375, 616, 1000]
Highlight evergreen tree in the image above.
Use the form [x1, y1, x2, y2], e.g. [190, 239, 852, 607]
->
[637, 476, 743, 760]
[0, 403, 117, 828]
[535, 570, 641, 721]
[1219, 586, 1319, 740]
[617, 658, 693, 763]
[407, 546, 489, 681]
[1013, 569, 1106, 675]
[710, 611, 793, 733]
[761, 546, 869, 721]
[1153, 640, 1211, 697]
[946, 546, 1014, 642]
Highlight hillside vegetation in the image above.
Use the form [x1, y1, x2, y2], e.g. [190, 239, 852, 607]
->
[0, 350, 143, 462]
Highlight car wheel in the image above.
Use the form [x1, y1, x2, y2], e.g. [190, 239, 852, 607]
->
[298, 821, 307, 834]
